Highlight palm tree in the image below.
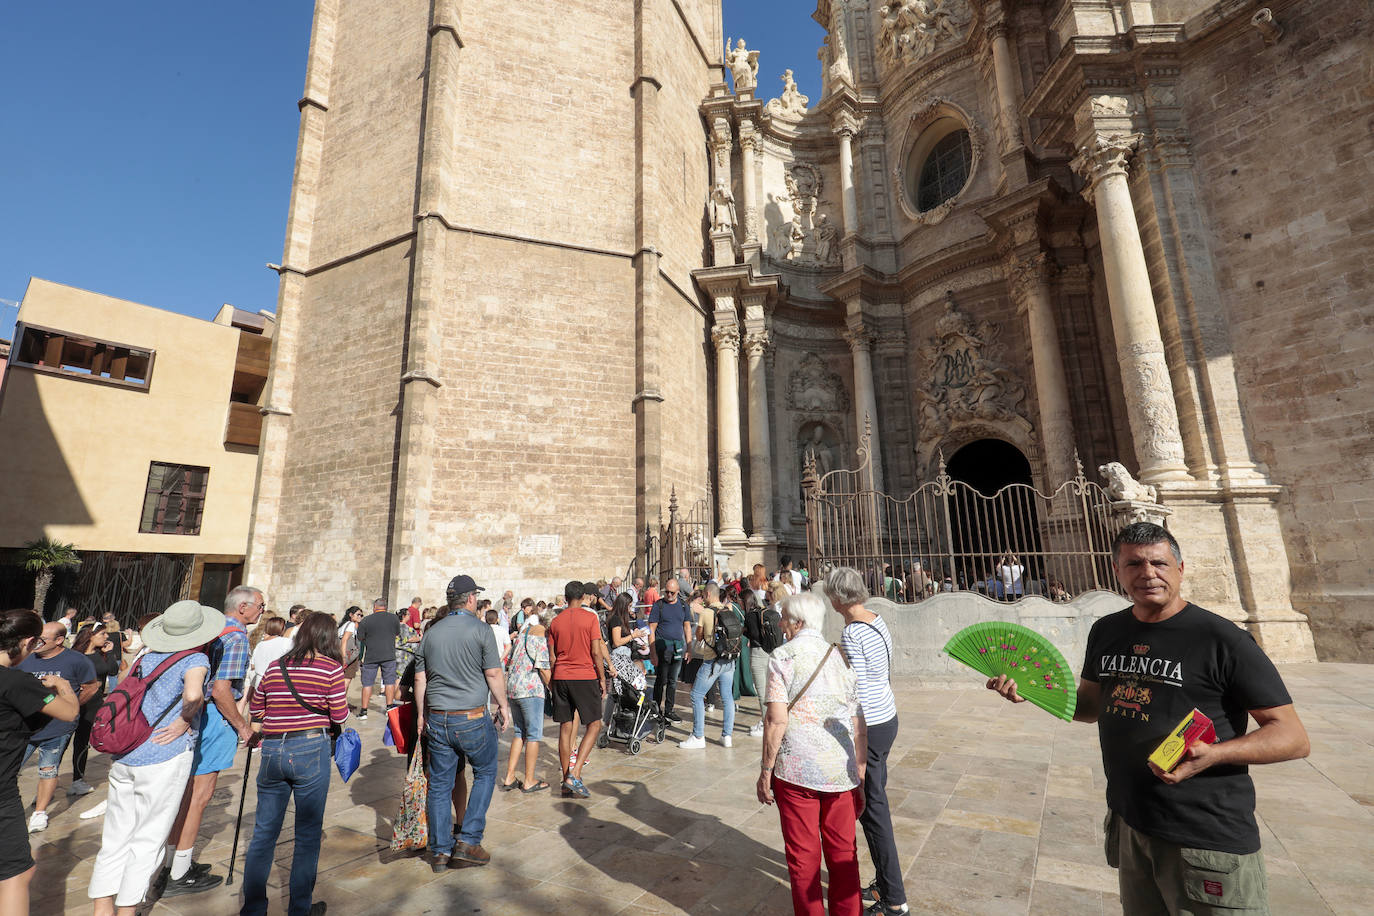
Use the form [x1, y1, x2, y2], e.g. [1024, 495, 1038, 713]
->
[23, 537, 81, 618]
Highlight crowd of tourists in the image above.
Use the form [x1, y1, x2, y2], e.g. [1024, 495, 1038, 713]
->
[0, 524, 1312, 916]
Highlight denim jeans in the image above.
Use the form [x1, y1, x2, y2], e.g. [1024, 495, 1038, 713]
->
[426, 710, 498, 854]
[690, 658, 736, 739]
[653, 638, 685, 714]
[241, 732, 332, 916]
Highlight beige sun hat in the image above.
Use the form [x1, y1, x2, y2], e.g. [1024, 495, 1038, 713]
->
[140, 599, 226, 653]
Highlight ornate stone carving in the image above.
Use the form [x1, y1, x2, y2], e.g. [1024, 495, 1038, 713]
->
[841, 325, 875, 353]
[708, 181, 737, 232]
[877, 0, 972, 67]
[1118, 341, 1188, 466]
[766, 69, 810, 120]
[1099, 461, 1158, 503]
[916, 296, 1027, 427]
[893, 98, 985, 223]
[743, 330, 771, 358]
[1007, 252, 1052, 304]
[709, 118, 732, 171]
[1089, 95, 1134, 118]
[799, 422, 838, 477]
[787, 352, 848, 412]
[711, 322, 741, 353]
[1071, 133, 1140, 187]
[725, 38, 760, 94]
[768, 163, 839, 267]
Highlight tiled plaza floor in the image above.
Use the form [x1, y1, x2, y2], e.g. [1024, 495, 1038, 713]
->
[24, 662, 1374, 915]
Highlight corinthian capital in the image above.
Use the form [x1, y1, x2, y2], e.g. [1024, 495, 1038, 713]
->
[712, 321, 741, 353]
[1007, 252, 1052, 305]
[738, 120, 761, 154]
[743, 330, 771, 357]
[1071, 133, 1141, 188]
[841, 324, 875, 352]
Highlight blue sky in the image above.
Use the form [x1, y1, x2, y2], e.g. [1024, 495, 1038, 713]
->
[0, 2, 823, 335]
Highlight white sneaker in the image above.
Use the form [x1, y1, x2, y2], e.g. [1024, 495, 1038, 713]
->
[27, 811, 48, 833]
[68, 779, 93, 797]
[357, 710, 368, 720]
[678, 735, 706, 749]
[720, 735, 733, 748]
[706, 704, 715, 712]
[749, 723, 765, 738]
[79, 800, 108, 820]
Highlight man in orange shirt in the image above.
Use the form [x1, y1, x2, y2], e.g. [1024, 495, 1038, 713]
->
[546, 581, 606, 799]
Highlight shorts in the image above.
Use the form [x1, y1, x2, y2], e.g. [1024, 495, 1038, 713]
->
[191, 702, 239, 776]
[551, 679, 602, 725]
[22, 732, 73, 779]
[0, 794, 32, 880]
[509, 695, 545, 742]
[360, 659, 398, 687]
[1110, 812, 1271, 915]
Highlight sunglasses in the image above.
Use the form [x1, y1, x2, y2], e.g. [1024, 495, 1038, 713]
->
[30, 636, 48, 650]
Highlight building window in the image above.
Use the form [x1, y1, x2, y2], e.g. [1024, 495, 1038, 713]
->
[916, 128, 972, 212]
[139, 463, 209, 535]
[12, 323, 154, 389]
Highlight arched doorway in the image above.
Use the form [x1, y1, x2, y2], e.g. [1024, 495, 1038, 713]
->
[942, 439, 1041, 597]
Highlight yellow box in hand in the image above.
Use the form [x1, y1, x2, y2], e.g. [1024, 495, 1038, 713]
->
[1148, 707, 1217, 772]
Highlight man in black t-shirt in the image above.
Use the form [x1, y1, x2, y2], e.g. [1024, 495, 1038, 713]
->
[357, 598, 401, 719]
[988, 522, 1309, 915]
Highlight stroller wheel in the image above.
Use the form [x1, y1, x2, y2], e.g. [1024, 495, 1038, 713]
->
[628, 738, 643, 755]
[596, 730, 609, 749]
[655, 725, 667, 743]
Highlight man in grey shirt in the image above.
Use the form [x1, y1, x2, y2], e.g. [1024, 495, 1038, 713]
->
[415, 574, 510, 871]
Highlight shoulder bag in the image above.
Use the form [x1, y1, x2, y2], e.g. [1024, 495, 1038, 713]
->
[276, 660, 360, 780]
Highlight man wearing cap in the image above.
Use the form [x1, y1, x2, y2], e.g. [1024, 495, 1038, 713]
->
[155, 584, 264, 898]
[547, 581, 607, 798]
[415, 574, 510, 871]
[88, 599, 215, 912]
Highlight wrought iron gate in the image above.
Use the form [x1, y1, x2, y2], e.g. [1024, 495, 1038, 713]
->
[802, 431, 1122, 602]
[627, 486, 716, 589]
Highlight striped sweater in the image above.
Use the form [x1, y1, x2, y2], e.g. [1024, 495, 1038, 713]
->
[248, 655, 349, 734]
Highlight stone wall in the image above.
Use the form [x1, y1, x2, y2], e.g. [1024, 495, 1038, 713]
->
[1175, 0, 1374, 659]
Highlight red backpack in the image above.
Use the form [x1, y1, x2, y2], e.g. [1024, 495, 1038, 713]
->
[90, 649, 198, 755]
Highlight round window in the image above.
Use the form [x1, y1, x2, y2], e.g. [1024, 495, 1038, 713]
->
[905, 116, 974, 215]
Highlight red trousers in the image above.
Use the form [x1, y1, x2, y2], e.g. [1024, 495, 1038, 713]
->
[773, 776, 862, 916]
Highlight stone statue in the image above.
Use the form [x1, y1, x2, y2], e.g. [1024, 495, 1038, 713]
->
[725, 38, 760, 94]
[788, 352, 848, 412]
[877, 0, 971, 66]
[708, 181, 736, 233]
[766, 69, 811, 119]
[814, 214, 839, 265]
[1099, 462, 1159, 504]
[801, 423, 836, 476]
[785, 219, 807, 261]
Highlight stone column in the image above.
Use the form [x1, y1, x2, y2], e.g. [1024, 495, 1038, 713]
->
[1009, 253, 1077, 485]
[712, 309, 747, 541]
[834, 118, 860, 235]
[842, 319, 884, 493]
[738, 120, 760, 246]
[1072, 133, 1189, 483]
[743, 322, 776, 541]
[987, 19, 1021, 153]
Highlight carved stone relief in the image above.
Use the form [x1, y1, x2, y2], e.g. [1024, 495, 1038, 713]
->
[767, 163, 841, 267]
[877, 0, 972, 68]
[916, 296, 1028, 428]
[787, 352, 849, 412]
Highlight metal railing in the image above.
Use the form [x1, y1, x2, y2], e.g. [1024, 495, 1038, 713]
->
[802, 424, 1123, 603]
[627, 485, 716, 591]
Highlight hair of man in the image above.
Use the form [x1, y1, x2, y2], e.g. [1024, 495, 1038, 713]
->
[1111, 521, 1182, 563]
[225, 585, 264, 616]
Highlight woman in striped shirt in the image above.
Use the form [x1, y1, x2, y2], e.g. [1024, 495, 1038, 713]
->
[826, 566, 908, 916]
[243, 612, 348, 916]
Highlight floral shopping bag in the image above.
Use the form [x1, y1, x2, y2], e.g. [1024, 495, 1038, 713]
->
[389, 749, 428, 850]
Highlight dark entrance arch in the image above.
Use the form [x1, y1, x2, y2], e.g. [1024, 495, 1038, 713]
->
[942, 439, 1041, 596]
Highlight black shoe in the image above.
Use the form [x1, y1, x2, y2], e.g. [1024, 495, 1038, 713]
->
[160, 871, 224, 897]
[665, 710, 682, 722]
[309, 902, 328, 916]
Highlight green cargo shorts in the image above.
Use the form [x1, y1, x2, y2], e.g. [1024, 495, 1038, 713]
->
[1105, 812, 1270, 915]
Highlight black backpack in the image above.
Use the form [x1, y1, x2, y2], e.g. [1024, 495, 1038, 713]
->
[757, 606, 783, 654]
[712, 606, 744, 660]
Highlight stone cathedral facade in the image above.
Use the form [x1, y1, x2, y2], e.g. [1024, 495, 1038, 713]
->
[246, 0, 1372, 662]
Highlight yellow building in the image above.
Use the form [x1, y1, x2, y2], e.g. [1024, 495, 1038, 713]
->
[0, 278, 273, 620]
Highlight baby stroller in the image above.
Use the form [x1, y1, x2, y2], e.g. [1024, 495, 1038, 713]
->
[597, 649, 668, 755]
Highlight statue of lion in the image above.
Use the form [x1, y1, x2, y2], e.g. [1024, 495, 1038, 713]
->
[1099, 462, 1157, 503]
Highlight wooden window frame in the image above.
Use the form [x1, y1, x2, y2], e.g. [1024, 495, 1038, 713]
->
[9, 321, 156, 391]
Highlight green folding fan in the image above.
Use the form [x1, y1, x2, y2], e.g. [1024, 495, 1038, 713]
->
[943, 622, 1077, 722]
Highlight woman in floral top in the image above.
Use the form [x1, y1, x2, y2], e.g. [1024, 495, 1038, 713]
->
[501, 608, 551, 792]
[757, 592, 866, 916]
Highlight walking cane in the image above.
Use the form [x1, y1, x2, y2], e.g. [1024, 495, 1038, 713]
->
[226, 745, 254, 886]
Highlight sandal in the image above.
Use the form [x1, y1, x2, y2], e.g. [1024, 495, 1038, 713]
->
[499, 780, 522, 792]
[520, 780, 550, 794]
[560, 777, 590, 799]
